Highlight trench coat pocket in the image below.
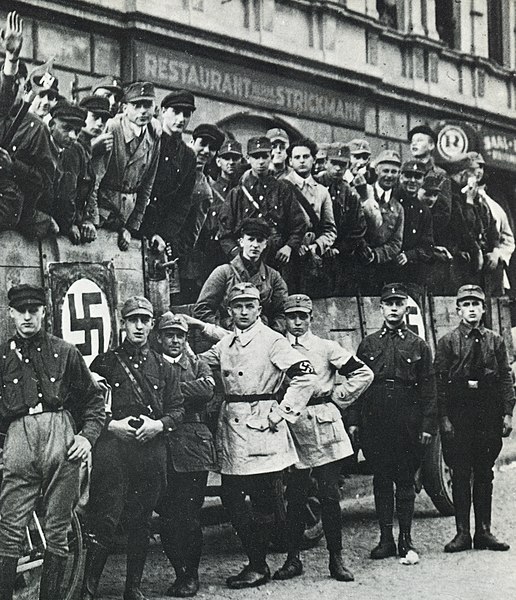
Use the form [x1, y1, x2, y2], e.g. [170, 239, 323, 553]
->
[315, 405, 340, 446]
[246, 416, 275, 457]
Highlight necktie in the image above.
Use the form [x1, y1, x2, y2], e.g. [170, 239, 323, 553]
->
[469, 329, 483, 379]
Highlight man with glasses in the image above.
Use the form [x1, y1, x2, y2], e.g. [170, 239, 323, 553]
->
[266, 127, 291, 179]
[95, 81, 161, 250]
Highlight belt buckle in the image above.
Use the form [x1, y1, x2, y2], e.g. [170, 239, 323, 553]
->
[385, 379, 395, 391]
[467, 380, 479, 390]
[28, 403, 43, 415]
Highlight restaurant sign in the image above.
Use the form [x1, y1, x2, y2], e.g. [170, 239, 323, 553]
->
[480, 127, 516, 171]
[135, 41, 365, 129]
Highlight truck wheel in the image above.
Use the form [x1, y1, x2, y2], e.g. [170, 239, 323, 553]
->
[422, 431, 455, 516]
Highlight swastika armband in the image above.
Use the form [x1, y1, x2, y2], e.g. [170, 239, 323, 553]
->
[338, 357, 365, 376]
[287, 360, 315, 378]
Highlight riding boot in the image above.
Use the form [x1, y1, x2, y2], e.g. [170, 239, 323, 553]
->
[328, 550, 354, 582]
[370, 478, 396, 559]
[173, 527, 202, 597]
[396, 486, 417, 558]
[81, 538, 110, 600]
[444, 477, 472, 553]
[124, 532, 149, 600]
[0, 555, 19, 600]
[473, 481, 510, 551]
[39, 550, 67, 600]
[160, 517, 186, 595]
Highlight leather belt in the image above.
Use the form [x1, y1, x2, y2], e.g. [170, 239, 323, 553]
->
[372, 379, 416, 390]
[183, 412, 204, 424]
[307, 394, 332, 406]
[225, 394, 278, 403]
[22, 404, 63, 418]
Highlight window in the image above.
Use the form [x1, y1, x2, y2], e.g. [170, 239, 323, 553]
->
[377, 0, 398, 29]
[435, 0, 457, 49]
[487, 0, 504, 65]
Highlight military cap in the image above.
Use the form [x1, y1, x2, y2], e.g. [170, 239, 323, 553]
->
[161, 89, 196, 112]
[422, 174, 443, 193]
[238, 217, 271, 239]
[316, 143, 329, 160]
[121, 296, 154, 318]
[158, 311, 188, 333]
[192, 124, 225, 151]
[8, 284, 46, 310]
[219, 139, 243, 157]
[92, 76, 123, 99]
[79, 95, 111, 120]
[228, 282, 261, 304]
[266, 127, 289, 144]
[247, 136, 272, 155]
[123, 81, 155, 103]
[33, 72, 59, 98]
[401, 159, 426, 176]
[467, 151, 485, 165]
[50, 102, 87, 129]
[326, 143, 350, 162]
[456, 284, 485, 303]
[375, 149, 401, 167]
[408, 124, 437, 144]
[349, 138, 371, 155]
[381, 283, 408, 302]
[285, 294, 313, 314]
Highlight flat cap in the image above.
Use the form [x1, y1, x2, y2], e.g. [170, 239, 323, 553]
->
[401, 159, 426, 175]
[316, 143, 329, 160]
[408, 124, 437, 144]
[33, 72, 59, 98]
[247, 136, 272, 155]
[456, 284, 485, 303]
[93, 76, 123, 98]
[238, 217, 271, 239]
[266, 127, 289, 144]
[422, 174, 444, 193]
[192, 124, 225, 151]
[467, 151, 485, 165]
[8, 284, 46, 310]
[219, 139, 243, 157]
[349, 138, 371, 155]
[124, 81, 155, 103]
[326, 143, 350, 162]
[161, 89, 196, 112]
[285, 294, 312, 314]
[381, 283, 408, 302]
[51, 102, 87, 129]
[375, 149, 401, 166]
[228, 282, 261, 304]
[158, 311, 188, 333]
[79, 95, 111, 120]
[121, 296, 154, 318]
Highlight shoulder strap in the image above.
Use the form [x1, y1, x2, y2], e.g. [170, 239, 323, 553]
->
[113, 351, 150, 412]
[294, 187, 321, 233]
[241, 184, 262, 213]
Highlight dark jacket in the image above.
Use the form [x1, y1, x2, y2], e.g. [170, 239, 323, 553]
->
[90, 340, 184, 434]
[165, 352, 217, 472]
[0, 330, 105, 445]
[398, 194, 434, 263]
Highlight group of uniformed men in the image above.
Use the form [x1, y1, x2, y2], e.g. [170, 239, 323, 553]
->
[1, 11, 514, 302]
[0, 277, 513, 600]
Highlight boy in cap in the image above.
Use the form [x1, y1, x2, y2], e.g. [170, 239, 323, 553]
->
[95, 81, 161, 250]
[348, 284, 437, 560]
[53, 96, 111, 244]
[194, 217, 288, 332]
[266, 127, 291, 179]
[274, 294, 373, 582]
[0, 284, 104, 600]
[155, 312, 216, 597]
[434, 284, 513, 553]
[29, 72, 59, 123]
[83, 296, 184, 600]
[200, 282, 316, 589]
[219, 136, 306, 271]
[92, 75, 123, 117]
[141, 89, 197, 255]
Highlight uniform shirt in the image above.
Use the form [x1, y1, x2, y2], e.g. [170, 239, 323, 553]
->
[434, 321, 515, 418]
[397, 193, 434, 263]
[200, 319, 316, 475]
[284, 170, 337, 254]
[163, 352, 217, 472]
[286, 330, 373, 468]
[352, 322, 437, 434]
[0, 330, 105, 445]
[420, 157, 452, 222]
[219, 170, 307, 261]
[90, 340, 184, 434]
[193, 253, 288, 332]
[479, 189, 514, 266]
[365, 188, 404, 264]
[94, 113, 161, 232]
[141, 131, 196, 243]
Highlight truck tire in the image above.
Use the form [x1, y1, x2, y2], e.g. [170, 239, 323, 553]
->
[422, 431, 455, 516]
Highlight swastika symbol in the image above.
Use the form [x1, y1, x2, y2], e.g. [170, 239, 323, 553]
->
[67, 292, 105, 356]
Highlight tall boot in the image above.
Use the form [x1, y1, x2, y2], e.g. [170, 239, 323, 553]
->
[370, 478, 396, 559]
[226, 521, 270, 589]
[0, 555, 19, 600]
[160, 517, 186, 595]
[473, 481, 509, 551]
[124, 532, 149, 600]
[444, 477, 472, 553]
[173, 527, 202, 597]
[328, 550, 354, 582]
[81, 538, 110, 600]
[39, 550, 67, 600]
[396, 485, 417, 558]
[273, 495, 305, 581]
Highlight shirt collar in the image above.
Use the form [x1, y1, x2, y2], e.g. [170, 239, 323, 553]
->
[286, 329, 314, 348]
[375, 183, 391, 202]
[163, 352, 184, 364]
[231, 319, 262, 347]
[459, 321, 486, 338]
[121, 116, 143, 143]
[379, 322, 408, 339]
[288, 170, 316, 189]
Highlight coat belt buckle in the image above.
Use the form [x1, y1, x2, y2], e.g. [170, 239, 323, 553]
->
[28, 403, 43, 415]
[467, 380, 479, 390]
[385, 379, 395, 391]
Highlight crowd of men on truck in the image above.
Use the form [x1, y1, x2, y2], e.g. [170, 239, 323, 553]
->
[0, 10, 515, 600]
